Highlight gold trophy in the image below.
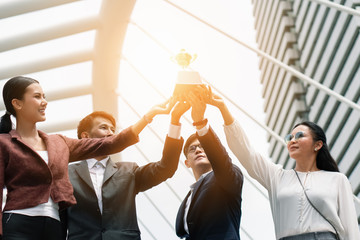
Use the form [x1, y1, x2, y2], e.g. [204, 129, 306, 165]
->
[172, 49, 203, 98]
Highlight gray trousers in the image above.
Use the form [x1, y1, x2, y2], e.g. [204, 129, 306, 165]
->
[279, 231, 338, 240]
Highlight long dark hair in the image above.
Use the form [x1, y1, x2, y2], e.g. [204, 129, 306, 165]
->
[0, 76, 39, 133]
[293, 121, 339, 172]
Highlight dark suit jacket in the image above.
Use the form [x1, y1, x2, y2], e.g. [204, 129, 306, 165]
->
[175, 127, 243, 240]
[0, 127, 137, 236]
[62, 136, 183, 240]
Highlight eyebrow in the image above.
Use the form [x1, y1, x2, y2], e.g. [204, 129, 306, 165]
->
[33, 91, 45, 96]
[189, 143, 200, 147]
[100, 123, 115, 129]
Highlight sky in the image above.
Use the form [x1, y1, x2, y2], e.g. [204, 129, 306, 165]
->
[0, 0, 276, 239]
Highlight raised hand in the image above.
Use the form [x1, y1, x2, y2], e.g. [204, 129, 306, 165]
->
[195, 85, 225, 109]
[132, 98, 176, 136]
[195, 85, 234, 126]
[187, 91, 206, 124]
[171, 100, 191, 125]
[145, 97, 176, 120]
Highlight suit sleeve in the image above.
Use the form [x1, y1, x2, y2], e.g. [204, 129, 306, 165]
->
[198, 126, 243, 195]
[62, 126, 139, 162]
[134, 135, 183, 193]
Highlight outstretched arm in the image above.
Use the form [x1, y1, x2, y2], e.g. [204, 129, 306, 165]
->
[187, 90, 243, 193]
[135, 100, 189, 192]
[131, 98, 176, 136]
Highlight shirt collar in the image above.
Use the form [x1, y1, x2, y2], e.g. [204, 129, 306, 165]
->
[86, 157, 110, 169]
[190, 170, 213, 190]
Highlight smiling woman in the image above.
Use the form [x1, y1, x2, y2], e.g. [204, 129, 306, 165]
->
[13, 81, 48, 125]
[0, 75, 179, 240]
[215, 92, 360, 239]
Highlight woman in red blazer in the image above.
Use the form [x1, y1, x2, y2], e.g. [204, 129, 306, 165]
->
[0, 76, 174, 240]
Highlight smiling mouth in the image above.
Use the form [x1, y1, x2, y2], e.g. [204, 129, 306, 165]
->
[289, 146, 298, 151]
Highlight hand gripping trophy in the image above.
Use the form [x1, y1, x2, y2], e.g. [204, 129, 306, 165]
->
[172, 49, 203, 98]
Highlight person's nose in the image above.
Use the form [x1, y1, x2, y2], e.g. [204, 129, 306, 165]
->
[106, 128, 115, 136]
[42, 98, 48, 107]
[286, 138, 297, 150]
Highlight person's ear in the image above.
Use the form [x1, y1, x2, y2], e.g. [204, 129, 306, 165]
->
[11, 99, 23, 111]
[314, 141, 323, 152]
[185, 159, 191, 168]
[80, 132, 90, 139]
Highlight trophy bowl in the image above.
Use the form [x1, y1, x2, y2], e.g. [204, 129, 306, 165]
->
[172, 49, 204, 100]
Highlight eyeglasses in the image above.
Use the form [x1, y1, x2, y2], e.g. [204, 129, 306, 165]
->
[284, 131, 305, 144]
[188, 144, 203, 154]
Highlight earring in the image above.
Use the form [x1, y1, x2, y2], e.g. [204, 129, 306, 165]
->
[314, 148, 318, 151]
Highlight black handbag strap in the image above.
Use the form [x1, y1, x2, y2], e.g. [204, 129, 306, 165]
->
[293, 169, 340, 240]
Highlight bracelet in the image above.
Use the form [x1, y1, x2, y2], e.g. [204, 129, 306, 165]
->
[143, 115, 153, 124]
[192, 118, 208, 127]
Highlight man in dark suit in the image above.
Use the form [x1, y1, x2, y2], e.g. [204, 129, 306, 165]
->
[175, 91, 244, 240]
[61, 101, 189, 240]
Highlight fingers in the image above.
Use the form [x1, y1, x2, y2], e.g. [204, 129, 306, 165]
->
[167, 97, 176, 109]
[170, 100, 190, 124]
[159, 98, 170, 108]
[188, 91, 206, 109]
[208, 85, 213, 97]
[172, 100, 190, 115]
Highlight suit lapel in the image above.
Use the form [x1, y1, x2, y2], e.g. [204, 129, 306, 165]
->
[103, 158, 118, 184]
[176, 174, 209, 237]
[190, 174, 207, 203]
[74, 161, 94, 190]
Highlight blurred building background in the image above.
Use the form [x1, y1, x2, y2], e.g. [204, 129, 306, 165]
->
[0, 0, 359, 239]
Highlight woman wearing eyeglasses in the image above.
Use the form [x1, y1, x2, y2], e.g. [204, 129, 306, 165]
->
[200, 86, 359, 240]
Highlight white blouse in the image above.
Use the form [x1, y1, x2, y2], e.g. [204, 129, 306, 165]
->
[224, 120, 360, 240]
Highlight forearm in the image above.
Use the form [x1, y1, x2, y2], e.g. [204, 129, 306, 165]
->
[131, 113, 154, 136]
[136, 136, 183, 192]
[199, 127, 243, 191]
[66, 127, 139, 161]
[223, 120, 280, 188]
[218, 102, 234, 126]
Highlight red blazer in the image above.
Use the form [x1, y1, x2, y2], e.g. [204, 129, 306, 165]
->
[0, 127, 138, 235]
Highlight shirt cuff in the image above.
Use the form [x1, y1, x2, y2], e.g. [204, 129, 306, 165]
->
[196, 122, 210, 136]
[168, 123, 181, 139]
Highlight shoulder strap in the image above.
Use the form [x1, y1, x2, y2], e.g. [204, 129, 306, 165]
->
[293, 169, 340, 240]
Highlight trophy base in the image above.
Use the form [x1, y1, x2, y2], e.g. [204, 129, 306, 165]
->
[176, 71, 201, 85]
[173, 83, 204, 98]
[173, 70, 203, 100]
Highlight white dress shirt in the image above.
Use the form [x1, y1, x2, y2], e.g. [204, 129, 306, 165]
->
[84, 124, 181, 215]
[86, 157, 109, 214]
